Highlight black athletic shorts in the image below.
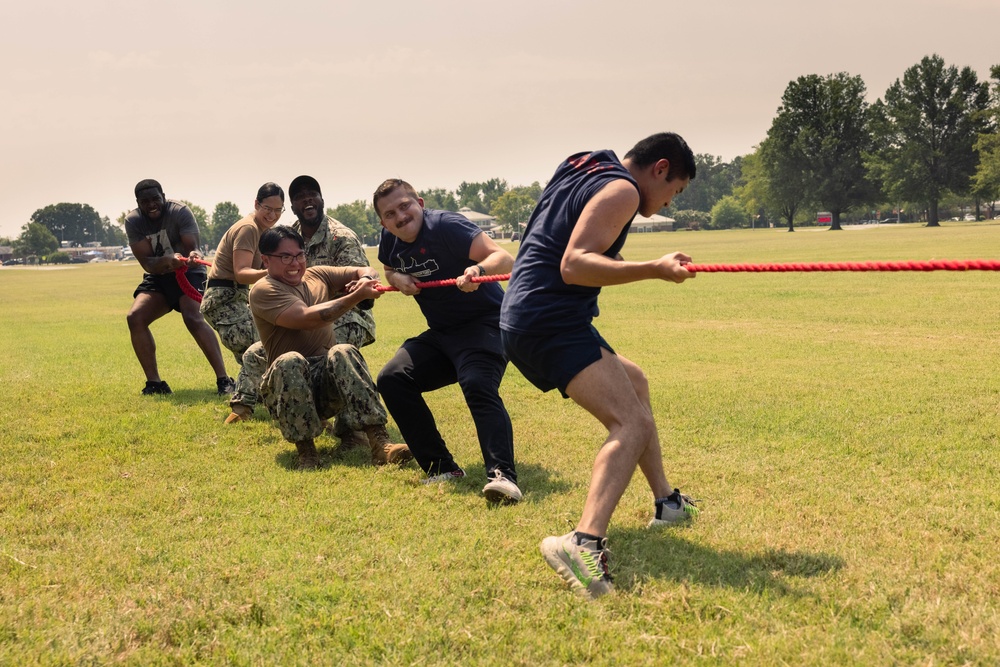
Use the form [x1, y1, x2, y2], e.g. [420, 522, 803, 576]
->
[133, 272, 206, 312]
[501, 324, 614, 398]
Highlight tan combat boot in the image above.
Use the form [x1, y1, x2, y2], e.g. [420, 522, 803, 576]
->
[295, 438, 319, 470]
[224, 404, 253, 424]
[363, 425, 412, 466]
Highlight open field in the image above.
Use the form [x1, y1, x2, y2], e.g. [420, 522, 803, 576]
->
[2, 223, 1000, 665]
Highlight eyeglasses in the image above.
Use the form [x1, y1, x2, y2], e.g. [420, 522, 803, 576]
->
[258, 203, 285, 216]
[264, 252, 306, 265]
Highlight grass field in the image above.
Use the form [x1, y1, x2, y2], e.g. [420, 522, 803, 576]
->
[2, 223, 999, 665]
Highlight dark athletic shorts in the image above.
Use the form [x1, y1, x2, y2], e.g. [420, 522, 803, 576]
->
[134, 272, 206, 313]
[501, 324, 614, 398]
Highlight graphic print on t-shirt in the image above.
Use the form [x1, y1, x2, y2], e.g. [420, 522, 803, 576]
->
[147, 229, 175, 258]
[394, 253, 440, 279]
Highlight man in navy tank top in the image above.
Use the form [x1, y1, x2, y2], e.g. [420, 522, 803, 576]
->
[500, 133, 700, 599]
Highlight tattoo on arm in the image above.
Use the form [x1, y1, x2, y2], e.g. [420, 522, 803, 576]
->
[319, 299, 348, 323]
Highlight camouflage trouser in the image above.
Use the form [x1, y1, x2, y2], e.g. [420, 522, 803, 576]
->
[200, 286, 258, 363]
[259, 345, 387, 444]
[231, 322, 371, 415]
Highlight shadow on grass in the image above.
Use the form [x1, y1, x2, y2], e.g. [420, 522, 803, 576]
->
[439, 462, 573, 504]
[273, 441, 394, 471]
[156, 388, 232, 403]
[612, 527, 845, 597]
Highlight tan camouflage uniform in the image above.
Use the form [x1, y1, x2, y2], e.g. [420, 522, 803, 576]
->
[292, 216, 376, 347]
[260, 345, 387, 443]
[200, 286, 258, 364]
[229, 217, 376, 417]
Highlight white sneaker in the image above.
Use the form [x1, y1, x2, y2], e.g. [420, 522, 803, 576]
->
[421, 468, 466, 485]
[482, 469, 522, 504]
[540, 531, 613, 600]
[647, 488, 700, 527]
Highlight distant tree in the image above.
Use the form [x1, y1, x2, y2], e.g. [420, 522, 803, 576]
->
[178, 201, 209, 246]
[418, 188, 459, 211]
[208, 202, 243, 249]
[29, 203, 105, 245]
[96, 215, 127, 246]
[709, 196, 747, 229]
[14, 221, 59, 258]
[771, 72, 880, 230]
[490, 190, 536, 235]
[972, 64, 1000, 218]
[669, 210, 710, 230]
[48, 251, 71, 264]
[734, 149, 771, 225]
[479, 178, 509, 212]
[0, 236, 12, 246]
[328, 200, 380, 246]
[518, 181, 544, 202]
[871, 55, 992, 226]
[457, 179, 509, 213]
[669, 154, 741, 213]
[740, 136, 811, 231]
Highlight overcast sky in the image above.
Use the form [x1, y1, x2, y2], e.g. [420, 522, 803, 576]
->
[1, 0, 997, 239]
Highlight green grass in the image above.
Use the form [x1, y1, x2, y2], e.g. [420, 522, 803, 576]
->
[2, 222, 1000, 665]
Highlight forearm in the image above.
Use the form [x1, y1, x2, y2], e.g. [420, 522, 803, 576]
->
[234, 267, 268, 285]
[475, 249, 513, 276]
[140, 255, 178, 275]
[561, 253, 657, 287]
[301, 292, 368, 329]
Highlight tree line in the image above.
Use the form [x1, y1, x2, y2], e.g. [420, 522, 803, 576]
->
[6, 53, 999, 260]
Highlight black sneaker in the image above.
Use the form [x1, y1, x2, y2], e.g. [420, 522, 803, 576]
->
[142, 380, 172, 396]
[216, 376, 236, 395]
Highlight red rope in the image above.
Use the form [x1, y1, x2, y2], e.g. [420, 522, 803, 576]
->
[684, 259, 1000, 273]
[174, 258, 998, 303]
[174, 258, 213, 303]
[375, 273, 510, 292]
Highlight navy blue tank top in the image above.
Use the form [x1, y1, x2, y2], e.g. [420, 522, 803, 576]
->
[500, 150, 637, 335]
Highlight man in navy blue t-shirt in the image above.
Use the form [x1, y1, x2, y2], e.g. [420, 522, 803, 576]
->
[500, 133, 700, 599]
[374, 178, 521, 504]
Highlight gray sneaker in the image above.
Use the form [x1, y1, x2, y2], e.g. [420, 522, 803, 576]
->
[421, 468, 466, 485]
[540, 531, 613, 600]
[482, 469, 522, 505]
[647, 488, 700, 527]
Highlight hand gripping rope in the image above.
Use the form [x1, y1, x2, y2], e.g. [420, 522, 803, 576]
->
[173, 258, 1000, 304]
[175, 258, 213, 303]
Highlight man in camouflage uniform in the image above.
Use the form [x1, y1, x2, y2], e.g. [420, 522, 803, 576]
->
[249, 226, 410, 470]
[227, 175, 376, 443]
[289, 175, 376, 349]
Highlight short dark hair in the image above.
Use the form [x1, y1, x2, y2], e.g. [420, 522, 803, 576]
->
[259, 226, 304, 255]
[134, 179, 163, 197]
[256, 182, 284, 203]
[372, 178, 420, 217]
[623, 133, 697, 182]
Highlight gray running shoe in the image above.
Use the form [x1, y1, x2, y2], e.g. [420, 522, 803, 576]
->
[482, 469, 522, 505]
[421, 468, 466, 485]
[540, 531, 613, 600]
[648, 488, 700, 527]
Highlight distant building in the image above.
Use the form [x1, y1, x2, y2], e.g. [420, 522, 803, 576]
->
[630, 213, 675, 232]
[458, 207, 500, 236]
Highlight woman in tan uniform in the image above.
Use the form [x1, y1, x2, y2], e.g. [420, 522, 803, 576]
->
[200, 182, 284, 406]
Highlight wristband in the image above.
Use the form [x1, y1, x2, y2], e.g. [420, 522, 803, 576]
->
[476, 264, 486, 277]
